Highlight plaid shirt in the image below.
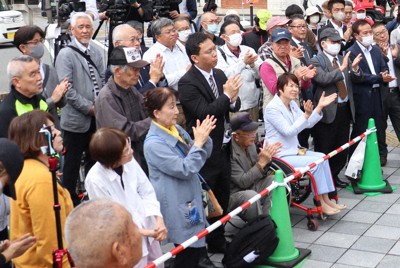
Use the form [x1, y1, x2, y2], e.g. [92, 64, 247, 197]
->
[258, 39, 273, 61]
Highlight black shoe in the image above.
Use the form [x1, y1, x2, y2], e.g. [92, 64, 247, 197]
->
[207, 241, 226, 254]
[380, 155, 387, 167]
[198, 255, 216, 268]
[334, 178, 349, 188]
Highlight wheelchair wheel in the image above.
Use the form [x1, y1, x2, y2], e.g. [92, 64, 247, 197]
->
[269, 158, 311, 206]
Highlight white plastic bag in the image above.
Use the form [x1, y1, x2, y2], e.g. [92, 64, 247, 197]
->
[345, 137, 366, 179]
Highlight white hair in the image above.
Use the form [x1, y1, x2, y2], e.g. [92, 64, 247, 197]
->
[112, 24, 136, 46]
[7, 55, 35, 80]
[70, 12, 93, 27]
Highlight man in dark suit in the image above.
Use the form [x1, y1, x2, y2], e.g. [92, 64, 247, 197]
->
[179, 32, 242, 254]
[348, 19, 396, 165]
[311, 28, 362, 187]
[288, 14, 315, 66]
[318, 0, 353, 54]
[372, 22, 400, 166]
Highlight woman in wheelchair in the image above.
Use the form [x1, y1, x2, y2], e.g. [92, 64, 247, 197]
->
[264, 73, 346, 216]
[229, 112, 282, 222]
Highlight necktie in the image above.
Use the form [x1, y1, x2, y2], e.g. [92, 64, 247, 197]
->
[138, 74, 144, 88]
[300, 42, 310, 63]
[332, 58, 347, 100]
[208, 75, 219, 98]
[85, 50, 100, 98]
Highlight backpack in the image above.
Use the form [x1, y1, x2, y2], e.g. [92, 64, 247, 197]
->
[222, 215, 279, 268]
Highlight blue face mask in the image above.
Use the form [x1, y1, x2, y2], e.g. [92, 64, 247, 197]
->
[206, 23, 219, 35]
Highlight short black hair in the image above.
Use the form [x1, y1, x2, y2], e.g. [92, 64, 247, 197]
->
[352, 19, 370, 35]
[14, 26, 45, 52]
[277, 73, 300, 95]
[289, 14, 306, 24]
[327, 0, 346, 11]
[203, 1, 217, 12]
[185, 32, 210, 64]
[219, 20, 240, 35]
[285, 4, 304, 18]
[344, 0, 353, 7]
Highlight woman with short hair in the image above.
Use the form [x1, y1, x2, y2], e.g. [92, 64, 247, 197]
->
[8, 110, 73, 267]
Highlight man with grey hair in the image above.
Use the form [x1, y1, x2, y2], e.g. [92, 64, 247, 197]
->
[95, 46, 151, 173]
[55, 12, 105, 206]
[143, 17, 191, 127]
[0, 55, 47, 138]
[65, 199, 142, 268]
[105, 24, 165, 94]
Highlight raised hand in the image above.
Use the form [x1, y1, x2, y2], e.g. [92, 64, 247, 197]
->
[243, 50, 258, 67]
[51, 77, 69, 103]
[258, 141, 282, 168]
[193, 115, 217, 148]
[381, 71, 396, 83]
[290, 46, 303, 59]
[316, 91, 337, 113]
[351, 53, 363, 71]
[303, 100, 314, 118]
[223, 74, 243, 101]
[340, 52, 350, 72]
[149, 54, 165, 84]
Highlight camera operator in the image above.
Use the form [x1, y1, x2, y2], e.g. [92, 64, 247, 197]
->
[99, 0, 153, 58]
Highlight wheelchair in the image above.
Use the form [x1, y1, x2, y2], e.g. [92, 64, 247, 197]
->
[268, 156, 339, 231]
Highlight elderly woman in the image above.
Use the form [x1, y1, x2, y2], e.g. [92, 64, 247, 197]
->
[264, 73, 346, 216]
[8, 110, 73, 267]
[85, 127, 167, 268]
[229, 112, 282, 222]
[143, 87, 215, 268]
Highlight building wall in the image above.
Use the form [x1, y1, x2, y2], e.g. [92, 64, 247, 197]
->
[221, 0, 267, 9]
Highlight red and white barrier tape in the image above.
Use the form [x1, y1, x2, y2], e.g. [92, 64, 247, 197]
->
[144, 127, 376, 268]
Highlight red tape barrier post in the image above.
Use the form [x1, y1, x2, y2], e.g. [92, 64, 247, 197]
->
[144, 127, 376, 268]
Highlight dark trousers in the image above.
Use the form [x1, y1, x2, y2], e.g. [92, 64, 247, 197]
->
[200, 146, 231, 246]
[173, 245, 206, 268]
[351, 91, 387, 157]
[62, 119, 96, 205]
[314, 102, 351, 179]
[383, 90, 400, 143]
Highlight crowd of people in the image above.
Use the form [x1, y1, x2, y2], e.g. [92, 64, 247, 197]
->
[0, 0, 398, 266]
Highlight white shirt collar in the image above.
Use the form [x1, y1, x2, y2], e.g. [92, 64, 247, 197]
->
[194, 65, 214, 80]
[356, 40, 372, 53]
[75, 39, 91, 53]
[323, 51, 337, 63]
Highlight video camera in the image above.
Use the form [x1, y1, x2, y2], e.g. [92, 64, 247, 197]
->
[58, 0, 86, 22]
[152, 0, 182, 18]
[100, 0, 130, 25]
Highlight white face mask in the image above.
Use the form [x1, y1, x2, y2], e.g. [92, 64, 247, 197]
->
[228, 33, 242, 47]
[324, 42, 341, 56]
[309, 15, 320, 24]
[356, 12, 366, 20]
[360, 35, 374, 47]
[178, 29, 191, 42]
[333, 12, 345, 22]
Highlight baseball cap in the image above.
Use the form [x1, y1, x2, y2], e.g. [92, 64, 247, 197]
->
[305, 6, 322, 17]
[271, 28, 292, 43]
[354, 3, 366, 12]
[318, 28, 343, 42]
[266, 17, 291, 32]
[109, 46, 149, 68]
[0, 138, 24, 200]
[256, 10, 272, 31]
[231, 112, 259, 132]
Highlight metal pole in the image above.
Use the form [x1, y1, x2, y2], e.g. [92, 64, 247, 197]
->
[250, 1, 254, 26]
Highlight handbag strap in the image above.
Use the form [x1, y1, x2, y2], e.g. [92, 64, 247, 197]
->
[66, 45, 100, 74]
[145, 133, 210, 191]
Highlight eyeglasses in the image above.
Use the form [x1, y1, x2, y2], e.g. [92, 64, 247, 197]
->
[290, 25, 307, 30]
[122, 137, 132, 156]
[26, 38, 44, 45]
[117, 37, 141, 44]
[202, 46, 217, 55]
[373, 30, 388, 37]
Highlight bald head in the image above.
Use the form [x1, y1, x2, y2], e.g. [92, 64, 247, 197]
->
[65, 199, 142, 268]
[201, 12, 218, 24]
[112, 24, 140, 50]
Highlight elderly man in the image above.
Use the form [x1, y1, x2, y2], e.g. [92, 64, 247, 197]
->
[55, 12, 105, 206]
[179, 32, 242, 255]
[259, 28, 316, 111]
[143, 17, 191, 127]
[0, 55, 47, 138]
[200, 12, 225, 46]
[65, 199, 142, 268]
[95, 46, 151, 173]
[105, 24, 165, 94]
[216, 20, 262, 121]
[174, 17, 192, 45]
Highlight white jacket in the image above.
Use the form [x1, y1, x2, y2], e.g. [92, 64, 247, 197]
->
[216, 44, 263, 111]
